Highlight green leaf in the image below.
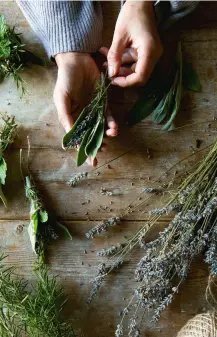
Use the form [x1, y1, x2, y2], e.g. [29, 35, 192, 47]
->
[0, 184, 7, 207]
[28, 211, 39, 255]
[55, 221, 72, 240]
[39, 210, 48, 223]
[62, 106, 89, 149]
[162, 43, 183, 131]
[85, 116, 101, 156]
[76, 128, 92, 167]
[127, 95, 160, 126]
[182, 58, 201, 92]
[85, 117, 105, 160]
[0, 156, 7, 185]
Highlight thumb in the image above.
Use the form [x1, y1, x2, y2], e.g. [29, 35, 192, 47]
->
[107, 32, 126, 78]
[53, 87, 75, 133]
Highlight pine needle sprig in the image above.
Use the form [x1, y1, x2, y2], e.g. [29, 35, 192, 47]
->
[0, 255, 76, 337]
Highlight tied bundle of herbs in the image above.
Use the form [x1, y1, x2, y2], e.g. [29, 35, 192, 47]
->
[88, 139, 217, 336]
[0, 255, 76, 337]
[25, 175, 72, 264]
[0, 14, 45, 95]
[0, 113, 17, 207]
[128, 43, 201, 130]
[62, 73, 107, 167]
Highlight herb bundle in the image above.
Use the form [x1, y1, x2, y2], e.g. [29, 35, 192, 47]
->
[128, 43, 201, 129]
[87, 138, 217, 336]
[0, 255, 75, 337]
[0, 14, 44, 95]
[0, 113, 17, 207]
[62, 73, 107, 166]
[25, 175, 72, 264]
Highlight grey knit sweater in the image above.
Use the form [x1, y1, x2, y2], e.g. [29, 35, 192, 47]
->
[17, 1, 199, 58]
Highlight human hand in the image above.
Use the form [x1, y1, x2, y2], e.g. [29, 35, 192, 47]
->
[100, 0, 163, 87]
[54, 52, 118, 166]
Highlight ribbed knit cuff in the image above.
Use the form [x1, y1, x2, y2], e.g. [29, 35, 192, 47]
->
[17, 1, 103, 57]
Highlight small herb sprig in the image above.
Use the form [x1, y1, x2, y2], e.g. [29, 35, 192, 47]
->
[25, 175, 72, 264]
[0, 113, 17, 207]
[62, 73, 107, 166]
[128, 42, 201, 129]
[0, 255, 76, 337]
[0, 14, 45, 95]
[88, 138, 217, 336]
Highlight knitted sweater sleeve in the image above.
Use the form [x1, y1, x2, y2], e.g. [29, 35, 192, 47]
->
[16, 0, 103, 58]
[16, 1, 198, 58]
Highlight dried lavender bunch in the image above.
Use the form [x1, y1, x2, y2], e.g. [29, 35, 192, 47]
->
[85, 216, 121, 239]
[25, 175, 72, 264]
[90, 139, 217, 336]
[62, 73, 108, 167]
[0, 113, 17, 207]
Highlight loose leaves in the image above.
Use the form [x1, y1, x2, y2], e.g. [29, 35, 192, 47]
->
[127, 42, 201, 129]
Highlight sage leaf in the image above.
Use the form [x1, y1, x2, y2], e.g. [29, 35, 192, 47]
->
[86, 117, 105, 160]
[55, 221, 72, 240]
[128, 95, 161, 126]
[39, 210, 48, 223]
[0, 156, 7, 185]
[62, 106, 89, 149]
[183, 58, 201, 92]
[76, 128, 92, 167]
[0, 184, 7, 207]
[162, 43, 183, 131]
[85, 116, 101, 156]
[28, 211, 39, 255]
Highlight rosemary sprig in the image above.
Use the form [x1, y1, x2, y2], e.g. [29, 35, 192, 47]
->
[0, 113, 17, 207]
[0, 14, 45, 95]
[62, 73, 108, 166]
[89, 138, 217, 336]
[0, 255, 76, 337]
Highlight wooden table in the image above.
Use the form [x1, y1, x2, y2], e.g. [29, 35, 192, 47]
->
[0, 1, 217, 336]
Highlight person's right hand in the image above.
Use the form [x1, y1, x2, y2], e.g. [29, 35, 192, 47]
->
[54, 52, 118, 166]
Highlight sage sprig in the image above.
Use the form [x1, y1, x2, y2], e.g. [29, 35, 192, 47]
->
[25, 175, 72, 264]
[0, 113, 17, 207]
[0, 14, 45, 95]
[0, 255, 76, 337]
[128, 42, 201, 129]
[62, 73, 107, 167]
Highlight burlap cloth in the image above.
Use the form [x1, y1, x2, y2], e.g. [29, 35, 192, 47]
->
[177, 313, 217, 337]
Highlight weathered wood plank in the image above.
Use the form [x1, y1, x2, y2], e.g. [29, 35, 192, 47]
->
[0, 220, 210, 337]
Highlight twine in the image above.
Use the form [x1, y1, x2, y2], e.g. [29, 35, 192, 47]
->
[177, 312, 217, 337]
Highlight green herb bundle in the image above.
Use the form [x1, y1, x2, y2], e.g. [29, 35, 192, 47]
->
[0, 14, 45, 95]
[0, 113, 17, 207]
[25, 175, 72, 264]
[87, 139, 217, 336]
[0, 255, 76, 337]
[62, 73, 107, 166]
[128, 43, 201, 129]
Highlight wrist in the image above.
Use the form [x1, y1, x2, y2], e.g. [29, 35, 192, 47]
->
[55, 52, 90, 67]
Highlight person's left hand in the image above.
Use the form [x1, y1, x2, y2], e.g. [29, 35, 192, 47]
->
[100, 0, 163, 88]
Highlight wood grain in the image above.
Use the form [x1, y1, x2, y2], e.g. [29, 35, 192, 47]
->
[0, 1, 216, 336]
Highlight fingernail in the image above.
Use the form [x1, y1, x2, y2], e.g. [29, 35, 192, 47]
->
[108, 66, 115, 78]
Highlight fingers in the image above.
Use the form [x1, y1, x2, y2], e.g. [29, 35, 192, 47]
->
[101, 47, 136, 66]
[107, 33, 127, 78]
[106, 115, 118, 137]
[53, 87, 76, 132]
